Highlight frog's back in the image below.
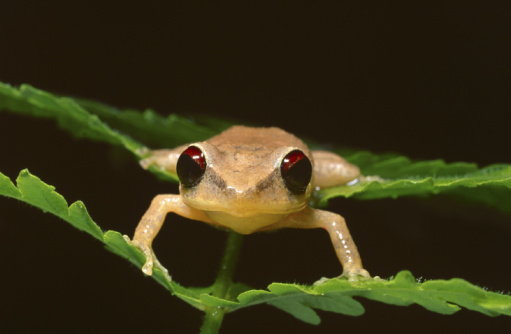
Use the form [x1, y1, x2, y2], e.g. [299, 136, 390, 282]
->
[208, 125, 308, 153]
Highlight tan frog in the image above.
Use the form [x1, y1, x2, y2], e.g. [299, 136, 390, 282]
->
[126, 126, 370, 281]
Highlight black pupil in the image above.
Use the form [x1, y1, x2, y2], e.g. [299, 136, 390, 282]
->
[280, 150, 312, 194]
[177, 146, 206, 188]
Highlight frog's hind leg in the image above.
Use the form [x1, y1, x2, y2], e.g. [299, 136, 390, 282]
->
[311, 150, 361, 188]
[138, 145, 190, 173]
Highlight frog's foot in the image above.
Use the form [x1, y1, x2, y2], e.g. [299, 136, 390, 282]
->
[139, 155, 156, 170]
[313, 276, 331, 285]
[136, 148, 155, 168]
[152, 254, 172, 282]
[359, 175, 385, 183]
[123, 235, 155, 275]
[342, 267, 371, 281]
[313, 268, 371, 285]
[123, 235, 172, 282]
[135, 147, 150, 157]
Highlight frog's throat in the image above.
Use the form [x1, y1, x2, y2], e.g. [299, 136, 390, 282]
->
[204, 211, 288, 235]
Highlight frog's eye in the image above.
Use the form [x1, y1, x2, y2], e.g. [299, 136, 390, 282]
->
[280, 150, 312, 194]
[177, 146, 207, 188]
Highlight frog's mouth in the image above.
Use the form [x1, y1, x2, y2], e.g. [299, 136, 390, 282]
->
[203, 210, 289, 235]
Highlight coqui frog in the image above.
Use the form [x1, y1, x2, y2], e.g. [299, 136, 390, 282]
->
[127, 125, 370, 281]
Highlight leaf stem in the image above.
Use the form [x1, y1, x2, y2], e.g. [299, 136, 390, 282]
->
[200, 231, 243, 334]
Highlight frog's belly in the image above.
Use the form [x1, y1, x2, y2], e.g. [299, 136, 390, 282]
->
[204, 211, 288, 234]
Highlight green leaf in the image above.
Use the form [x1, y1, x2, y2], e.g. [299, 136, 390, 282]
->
[74, 98, 221, 148]
[0, 172, 21, 199]
[1, 169, 511, 323]
[3, 82, 511, 212]
[12, 169, 104, 241]
[16, 170, 69, 218]
[265, 283, 364, 324]
[237, 271, 511, 323]
[0, 82, 216, 182]
[1, 82, 511, 326]
[0, 82, 141, 152]
[317, 271, 460, 314]
[0, 81, 222, 152]
[0, 169, 204, 309]
[68, 201, 105, 241]
[315, 152, 511, 213]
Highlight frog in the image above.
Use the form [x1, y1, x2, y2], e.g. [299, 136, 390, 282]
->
[126, 125, 370, 282]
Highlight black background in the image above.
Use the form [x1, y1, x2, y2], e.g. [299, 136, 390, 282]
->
[1, 1, 510, 333]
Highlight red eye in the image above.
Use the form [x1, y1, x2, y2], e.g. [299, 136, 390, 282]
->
[280, 150, 312, 194]
[177, 146, 206, 188]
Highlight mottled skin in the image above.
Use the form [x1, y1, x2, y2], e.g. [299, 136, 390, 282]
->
[127, 126, 369, 281]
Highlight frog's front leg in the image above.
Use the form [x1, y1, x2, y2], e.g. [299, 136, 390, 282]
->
[319, 209, 370, 280]
[271, 207, 370, 280]
[126, 194, 214, 279]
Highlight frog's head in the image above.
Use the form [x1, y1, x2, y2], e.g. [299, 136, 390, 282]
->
[175, 141, 314, 234]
